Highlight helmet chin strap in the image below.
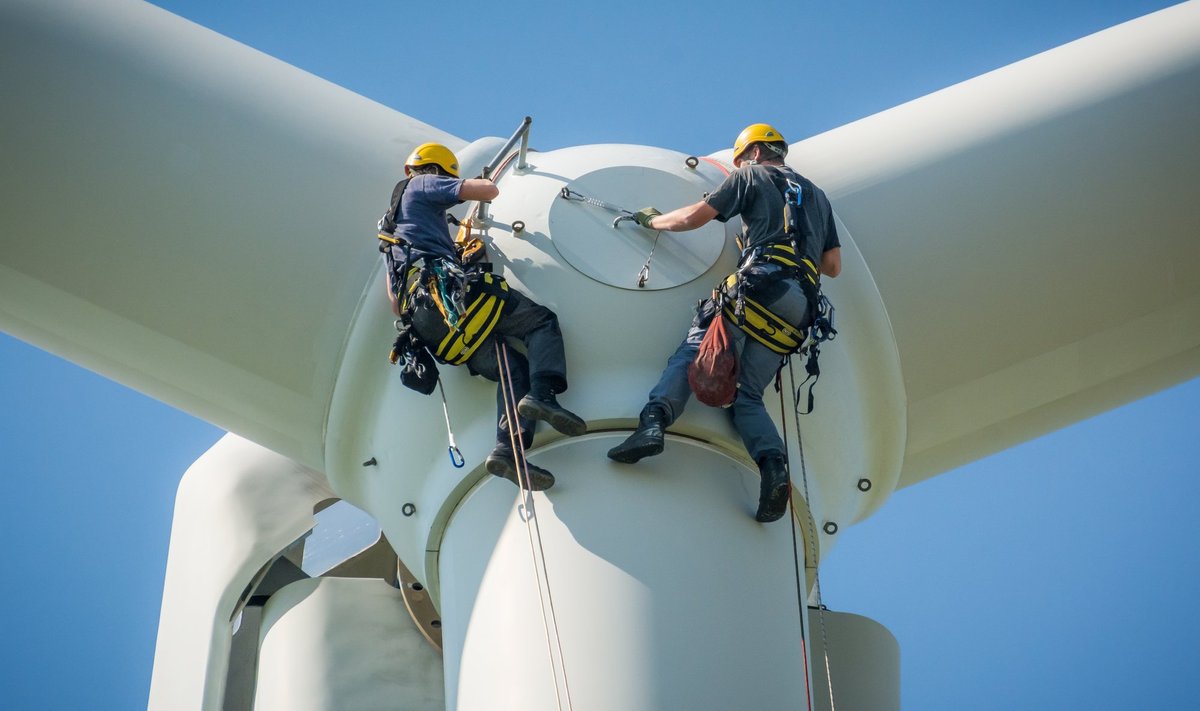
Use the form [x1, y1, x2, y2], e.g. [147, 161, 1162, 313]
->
[762, 141, 788, 158]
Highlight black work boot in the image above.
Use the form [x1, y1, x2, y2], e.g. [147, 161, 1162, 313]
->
[517, 391, 587, 437]
[607, 404, 669, 464]
[755, 452, 790, 523]
[485, 442, 555, 491]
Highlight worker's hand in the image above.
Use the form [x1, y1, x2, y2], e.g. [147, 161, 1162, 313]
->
[633, 207, 662, 229]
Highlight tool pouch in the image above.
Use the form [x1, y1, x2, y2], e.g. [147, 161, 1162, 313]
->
[390, 320, 440, 395]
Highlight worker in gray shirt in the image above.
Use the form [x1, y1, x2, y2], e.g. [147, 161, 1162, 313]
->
[608, 123, 841, 522]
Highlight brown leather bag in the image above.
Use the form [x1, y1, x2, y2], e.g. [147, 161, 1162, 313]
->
[689, 314, 739, 407]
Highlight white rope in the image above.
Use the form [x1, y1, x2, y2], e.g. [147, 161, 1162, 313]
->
[496, 342, 575, 711]
[787, 359, 837, 711]
[777, 374, 814, 711]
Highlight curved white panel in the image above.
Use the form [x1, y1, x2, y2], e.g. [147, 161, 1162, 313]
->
[439, 435, 813, 710]
[325, 141, 904, 583]
[552, 164, 725, 290]
[255, 578, 444, 711]
[0, 0, 462, 467]
[793, 1, 1200, 486]
[148, 435, 333, 711]
[807, 610, 900, 711]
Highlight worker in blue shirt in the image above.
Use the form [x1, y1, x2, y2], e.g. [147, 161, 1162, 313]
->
[380, 143, 586, 491]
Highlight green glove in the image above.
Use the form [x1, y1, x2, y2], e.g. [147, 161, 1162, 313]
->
[633, 207, 662, 229]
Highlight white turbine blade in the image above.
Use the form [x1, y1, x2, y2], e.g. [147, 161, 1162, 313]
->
[794, 1, 1200, 487]
[0, 0, 461, 467]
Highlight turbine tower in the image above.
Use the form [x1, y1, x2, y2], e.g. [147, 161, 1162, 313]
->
[2, 1, 1197, 709]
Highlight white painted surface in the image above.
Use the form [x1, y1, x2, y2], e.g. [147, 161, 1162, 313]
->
[808, 609, 901, 711]
[2, 0, 1194, 492]
[0, 2, 1196, 708]
[438, 435, 818, 710]
[793, 1, 1200, 486]
[0, 0, 461, 467]
[325, 141, 903, 587]
[148, 435, 333, 711]
[255, 578, 444, 711]
[551, 158, 726, 290]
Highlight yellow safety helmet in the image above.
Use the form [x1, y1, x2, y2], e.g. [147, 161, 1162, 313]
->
[732, 123, 786, 164]
[404, 142, 460, 177]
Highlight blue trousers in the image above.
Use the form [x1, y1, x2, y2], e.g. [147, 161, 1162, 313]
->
[647, 272, 812, 462]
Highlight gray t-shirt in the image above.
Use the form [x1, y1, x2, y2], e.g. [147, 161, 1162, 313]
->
[705, 163, 840, 271]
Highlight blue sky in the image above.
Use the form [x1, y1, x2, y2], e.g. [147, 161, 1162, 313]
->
[2, 1, 1196, 709]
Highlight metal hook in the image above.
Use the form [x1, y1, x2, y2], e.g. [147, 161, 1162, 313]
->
[448, 446, 465, 468]
[637, 262, 650, 288]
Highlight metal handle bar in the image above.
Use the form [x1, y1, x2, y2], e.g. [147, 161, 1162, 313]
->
[482, 116, 532, 179]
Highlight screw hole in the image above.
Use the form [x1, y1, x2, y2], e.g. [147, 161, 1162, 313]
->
[401, 503, 416, 517]
[857, 478, 872, 492]
[822, 521, 839, 535]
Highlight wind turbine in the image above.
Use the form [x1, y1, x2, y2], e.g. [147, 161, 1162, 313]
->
[2, 1, 1197, 709]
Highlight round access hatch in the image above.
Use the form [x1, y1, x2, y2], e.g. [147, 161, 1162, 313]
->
[549, 166, 727, 290]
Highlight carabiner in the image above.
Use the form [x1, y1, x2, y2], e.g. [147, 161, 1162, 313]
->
[448, 445, 465, 468]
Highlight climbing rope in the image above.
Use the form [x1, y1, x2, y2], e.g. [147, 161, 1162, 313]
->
[496, 341, 576, 711]
[777, 372, 815, 711]
[783, 360, 837, 711]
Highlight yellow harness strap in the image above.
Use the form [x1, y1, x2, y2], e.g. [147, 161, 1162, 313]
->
[758, 243, 818, 286]
[721, 287, 807, 354]
[431, 272, 509, 365]
[720, 243, 817, 355]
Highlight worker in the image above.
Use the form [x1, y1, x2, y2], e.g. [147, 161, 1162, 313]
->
[607, 124, 842, 522]
[380, 142, 586, 491]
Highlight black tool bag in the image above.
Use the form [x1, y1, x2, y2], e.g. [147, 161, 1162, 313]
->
[390, 319, 439, 395]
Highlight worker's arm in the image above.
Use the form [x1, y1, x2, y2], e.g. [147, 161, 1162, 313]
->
[459, 178, 499, 202]
[820, 247, 842, 278]
[385, 270, 401, 315]
[645, 200, 720, 232]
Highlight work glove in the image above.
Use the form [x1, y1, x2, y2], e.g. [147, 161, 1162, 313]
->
[633, 207, 662, 229]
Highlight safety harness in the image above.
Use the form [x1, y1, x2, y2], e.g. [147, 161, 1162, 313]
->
[378, 179, 510, 370]
[719, 166, 837, 413]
